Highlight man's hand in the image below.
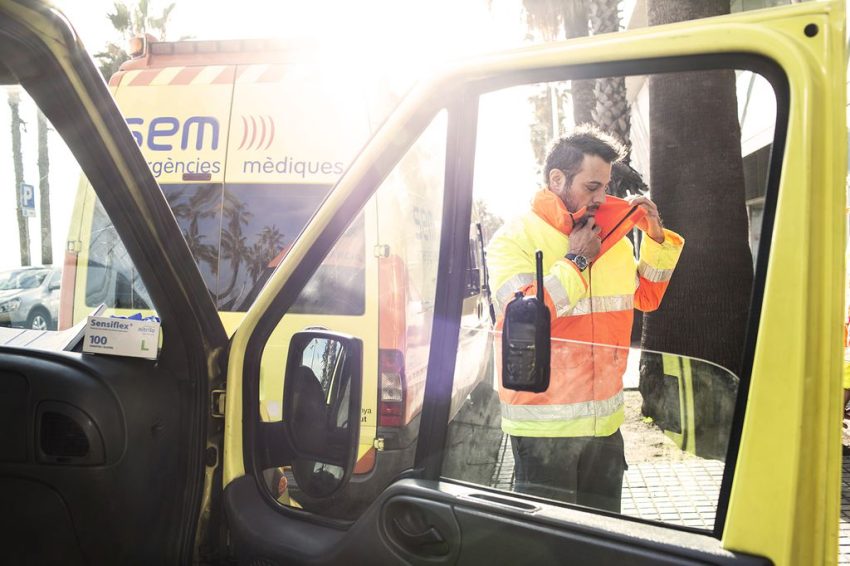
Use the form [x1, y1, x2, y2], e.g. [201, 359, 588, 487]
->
[568, 216, 602, 261]
[627, 194, 665, 244]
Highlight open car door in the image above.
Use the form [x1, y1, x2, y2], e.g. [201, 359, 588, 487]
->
[0, 2, 228, 563]
[223, 2, 845, 566]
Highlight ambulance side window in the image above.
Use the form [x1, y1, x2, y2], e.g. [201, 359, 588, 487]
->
[86, 199, 153, 310]
[440, 66, 780, 533]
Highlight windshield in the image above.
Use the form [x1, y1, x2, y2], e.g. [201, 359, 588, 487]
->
[162, 182, 333, 311]
[85, 182, 366, 314]
[0, 269, 48, 290]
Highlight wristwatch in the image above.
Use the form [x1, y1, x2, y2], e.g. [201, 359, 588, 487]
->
[565, 253, 588, 272]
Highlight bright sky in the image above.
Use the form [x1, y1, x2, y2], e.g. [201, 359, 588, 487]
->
[0, 0, 537, 270]
[55, 0, 533, 93]
[0, 0, 647, 271]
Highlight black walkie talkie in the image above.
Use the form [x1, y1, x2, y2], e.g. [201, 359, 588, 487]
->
[501, 250, 551, 393]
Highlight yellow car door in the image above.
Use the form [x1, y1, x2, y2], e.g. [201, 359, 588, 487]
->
[222, 2, 844, 565]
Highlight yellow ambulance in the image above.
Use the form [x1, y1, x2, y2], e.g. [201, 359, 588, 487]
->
[60, 38, 494, 508]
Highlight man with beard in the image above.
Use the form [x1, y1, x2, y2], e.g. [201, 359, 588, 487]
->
[487, 126, 684, 512]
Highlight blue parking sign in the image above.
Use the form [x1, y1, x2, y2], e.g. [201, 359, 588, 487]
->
[19, 183, 35, 218]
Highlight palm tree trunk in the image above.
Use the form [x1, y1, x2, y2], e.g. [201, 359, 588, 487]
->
[218, 256, 241, 303]
[562, 0, 594, 126]
[37, 111, 52, 266]
[642, 1, 750, 368]
[641, 64, 752, 364]
[640, 0, 753, 459]
[8, 89, 31, 266]
[571, 80, 595, 126]
[530, 87, 559, 168]
[589, 0, 631, 160]
[639, 1, 750, 457]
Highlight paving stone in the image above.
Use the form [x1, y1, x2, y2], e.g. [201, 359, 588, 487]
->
[485, 433, 735, 532]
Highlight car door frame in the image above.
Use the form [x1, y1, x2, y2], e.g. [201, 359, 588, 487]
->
[224, 2, 844, 565]
[222, 56, 777, 562]
[0, 2, 229, 562]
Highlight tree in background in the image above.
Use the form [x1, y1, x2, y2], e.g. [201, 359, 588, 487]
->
[218, 190, 252, 308]
[588, 0, 631, 164]
[641, 0, 751, 376]
[95, 0, 176, 80]
[523, 0, 593, 169]
[639, 0, 751, 457]
[522, 0, 632, 174]
[164, 186, 221, 303]
[319, 339, 339, 394]
[37, 111, 52, 266]
[7, 87, 31, 266]
[473, 199, 504, 246]
[247, 225, 285, 282]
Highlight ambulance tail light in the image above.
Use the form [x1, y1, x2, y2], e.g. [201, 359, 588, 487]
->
[379, 349, 406, 427]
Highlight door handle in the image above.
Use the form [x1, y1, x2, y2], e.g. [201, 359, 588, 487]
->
[391, 516, 448, 556]
[383, 497, 458, 560]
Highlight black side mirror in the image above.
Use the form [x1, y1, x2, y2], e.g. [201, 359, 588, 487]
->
[283, 330, 362, 498]
[501, 250, 550, 392]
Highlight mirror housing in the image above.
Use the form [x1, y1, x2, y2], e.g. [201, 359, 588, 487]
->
[501, 250, 550, 392]
[283, 330, 362, 498]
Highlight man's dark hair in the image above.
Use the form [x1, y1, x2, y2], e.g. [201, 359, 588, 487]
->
[544, 125, 626, 189]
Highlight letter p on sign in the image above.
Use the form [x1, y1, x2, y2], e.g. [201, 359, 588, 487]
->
[19, 183, 35, 218]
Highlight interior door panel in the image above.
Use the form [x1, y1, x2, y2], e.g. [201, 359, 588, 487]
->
[224, 476, 771, 565]
[0, 346, 188, 564]
[0, 4, 231, 562]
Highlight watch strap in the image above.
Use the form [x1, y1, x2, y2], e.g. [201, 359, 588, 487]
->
[565, 253, 588, 272]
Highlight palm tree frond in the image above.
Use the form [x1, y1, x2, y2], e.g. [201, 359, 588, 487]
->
[107, 2, 132, 35]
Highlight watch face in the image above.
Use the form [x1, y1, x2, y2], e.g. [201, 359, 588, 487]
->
[574, 255, 588, 270]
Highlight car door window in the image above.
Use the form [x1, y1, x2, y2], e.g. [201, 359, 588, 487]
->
[0, 88, 163, 337]
[441, 65, 781, 533]
[256, 111, 448, 519]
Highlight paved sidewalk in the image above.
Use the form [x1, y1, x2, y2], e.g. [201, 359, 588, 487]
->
[621, 460, 723, 529]
[490, 432, 723, 530]
[480, 381, 850, 559]
[841, 453, 850, 563]
[493, 433, 850, 561]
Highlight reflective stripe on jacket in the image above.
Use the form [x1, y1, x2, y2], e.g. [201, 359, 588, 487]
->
[489, 189, 684, 437]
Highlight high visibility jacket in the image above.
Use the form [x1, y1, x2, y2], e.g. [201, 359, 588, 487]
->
[489, 189, 684, 438]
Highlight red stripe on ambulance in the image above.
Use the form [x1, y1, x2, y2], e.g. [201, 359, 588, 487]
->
[170, 66, 203, 85]
[128, 69, 160, 86]
[211, 66, 236, 84]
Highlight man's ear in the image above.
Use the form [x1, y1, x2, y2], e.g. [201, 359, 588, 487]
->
[548, 168, 565, 192]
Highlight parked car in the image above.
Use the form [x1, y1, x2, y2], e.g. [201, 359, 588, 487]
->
[0, 267, 61, 330]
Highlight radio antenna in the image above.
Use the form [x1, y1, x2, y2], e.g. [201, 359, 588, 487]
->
[535, 250, 544, 302]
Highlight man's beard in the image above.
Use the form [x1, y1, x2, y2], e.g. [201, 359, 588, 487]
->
[574, 205, 600, 226]
[560, 189, 599, 226]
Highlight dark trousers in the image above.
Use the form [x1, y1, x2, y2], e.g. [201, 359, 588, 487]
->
[510, 430, 627, 513]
